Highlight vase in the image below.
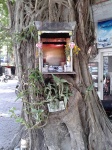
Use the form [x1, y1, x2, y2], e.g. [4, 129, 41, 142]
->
[67, 55, 70, 61]
[66, 61, 71, 67]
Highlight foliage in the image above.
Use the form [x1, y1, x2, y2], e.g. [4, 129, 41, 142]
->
[44, 74, 72, 109]
[84, 84, 94, 100]
[14, 23, 38, 43]
[9, 107, 30, 128]
[9, 68, 72, 129]
[0, 0, 8, 22]
[52, 75, 72, 106]
[0, 0, 13, 58]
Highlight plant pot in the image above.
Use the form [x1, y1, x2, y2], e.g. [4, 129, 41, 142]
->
[47, 101, 65, 112]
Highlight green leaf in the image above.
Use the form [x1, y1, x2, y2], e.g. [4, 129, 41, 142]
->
[86, 84, 94, 91]
[31, 108, 44, 114]
[16, 117, 24, 123]
[60, 79, 68, 83]
[31, 108, 39, 114]
[9, 107, 16, 113]
[64, 97, 68, 107]
[52, 75, 60, 83]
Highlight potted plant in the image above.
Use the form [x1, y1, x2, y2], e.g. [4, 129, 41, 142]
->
[44, 75, 72, 112]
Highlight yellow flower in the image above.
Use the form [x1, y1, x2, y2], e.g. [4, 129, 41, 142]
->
[73, 45, 80, 55]
[65, 43, 81, 57]
[36, 51, 38, 57]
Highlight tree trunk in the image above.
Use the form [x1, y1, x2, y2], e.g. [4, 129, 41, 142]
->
[7, 0, 112, 149]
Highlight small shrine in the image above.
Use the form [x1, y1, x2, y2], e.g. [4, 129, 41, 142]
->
[35, 21, 76, 74]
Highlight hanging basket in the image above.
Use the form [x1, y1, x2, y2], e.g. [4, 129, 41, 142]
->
[47, 100, 65, 112]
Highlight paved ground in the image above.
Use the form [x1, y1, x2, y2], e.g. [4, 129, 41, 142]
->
[0, 80, 22, 150]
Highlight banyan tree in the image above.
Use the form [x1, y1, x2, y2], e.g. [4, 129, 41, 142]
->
[5, 0, 112, 150]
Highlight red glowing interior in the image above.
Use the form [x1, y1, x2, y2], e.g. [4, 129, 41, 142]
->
[42, 44, 66, 66]
[42, 38, 70, 66]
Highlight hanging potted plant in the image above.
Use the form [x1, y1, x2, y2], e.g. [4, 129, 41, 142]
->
[44, 75, 72, 112]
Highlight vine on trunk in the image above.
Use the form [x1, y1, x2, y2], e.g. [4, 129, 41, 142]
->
[10, 68, 72, 129]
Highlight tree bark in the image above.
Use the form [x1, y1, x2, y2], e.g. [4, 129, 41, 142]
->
[8, 0, 112, 149]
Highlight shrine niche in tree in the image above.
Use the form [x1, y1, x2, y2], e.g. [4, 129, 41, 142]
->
[35, 21, 76, 74]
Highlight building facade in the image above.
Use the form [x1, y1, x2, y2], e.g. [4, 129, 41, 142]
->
[91, 0, 112, 100]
